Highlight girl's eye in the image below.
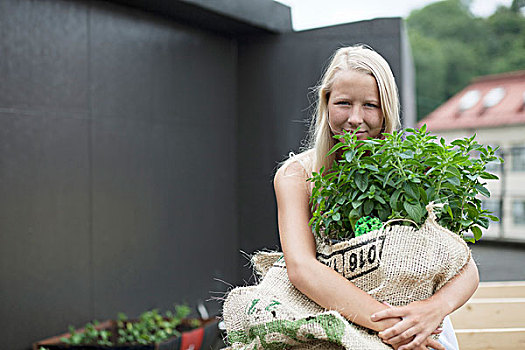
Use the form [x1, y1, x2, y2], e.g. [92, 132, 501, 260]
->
[335, 101, 350, 105]
[365, 103, 379, 108]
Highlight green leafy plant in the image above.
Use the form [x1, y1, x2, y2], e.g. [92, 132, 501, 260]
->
[309, 125, 502, 242]
[60, 320, 112, 346]
[59, 303, 196, 346]
[116, 304, 194, 345]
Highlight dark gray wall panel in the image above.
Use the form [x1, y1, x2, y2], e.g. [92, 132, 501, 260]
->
[0, 0, 89, 112]
[0, 112, 91, 348]
[90, 2, 238, 122]
[0, 1, 240, 349]
[88, 2, 239, 318]
[91, 117, 238, 319]
[0, 1, 92, 349]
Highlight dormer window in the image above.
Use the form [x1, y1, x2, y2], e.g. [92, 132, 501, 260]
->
[483, 87, 506, 108]
[458, 90, 480, 112]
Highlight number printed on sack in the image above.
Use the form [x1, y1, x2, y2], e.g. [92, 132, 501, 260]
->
[317, 235, 386, 280]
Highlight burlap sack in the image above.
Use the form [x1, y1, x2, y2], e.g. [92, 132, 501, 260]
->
[223, 205, 471, 349]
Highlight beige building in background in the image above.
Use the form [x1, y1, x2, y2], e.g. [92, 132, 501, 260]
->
[419, 71, 525, 241]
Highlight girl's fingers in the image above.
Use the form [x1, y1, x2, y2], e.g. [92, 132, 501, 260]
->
[398, 333, 425, 350]
[371, 307, 405, 321]
[424, 337, 445, 350]
[397, 335, 445, 350]
[384, 327, 419, 345]
[431, 327, 443, 335]
[378, 319, 414, 340]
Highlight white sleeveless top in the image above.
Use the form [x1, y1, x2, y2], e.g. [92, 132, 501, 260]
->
[439, 315, 459, 350]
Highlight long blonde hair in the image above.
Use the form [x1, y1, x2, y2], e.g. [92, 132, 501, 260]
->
[284, 45, 400, 177]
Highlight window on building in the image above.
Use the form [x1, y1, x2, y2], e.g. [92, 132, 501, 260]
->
[512, 199, 525, 225]
[483, 199, 501, 222]
[511, 146, 525, 172]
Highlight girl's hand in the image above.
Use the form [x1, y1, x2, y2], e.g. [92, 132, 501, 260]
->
[371, 299, 447, 350]
[391, 336, 445, 350]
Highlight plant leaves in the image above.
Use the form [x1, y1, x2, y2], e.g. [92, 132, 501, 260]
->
[349, 208, 360, 219]
[475, 184, 490, 198]
[487, 215, 499, 222]
[327, 142, 346, 156]
[352, 199, 362, 209]
[446, 166, 461, 177]
[364, 164, 379, 172]
[355, 172, 368, 192]
[425, 186, 436, 202]
[374, 194, 386, 204]
[471, 226, 482, 241]
[441, 204, 452, 219]
[383, 169, 396, 188]
[364, 199, 374, 215]
[398, 150, 414, 159]
[345, 149, 356, 162]
[477, 217, 490, 229]
[419, 187, 428, 203]
[404, 182, 420, 200]
[403, 202, 423, 223]
[390, 188, 402, 211]
[378, 207, 390, 221]
[480, 172, 499, 180]
[445, 176, 460, 186]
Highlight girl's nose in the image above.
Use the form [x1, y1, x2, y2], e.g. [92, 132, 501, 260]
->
[348, 107, 364, 125]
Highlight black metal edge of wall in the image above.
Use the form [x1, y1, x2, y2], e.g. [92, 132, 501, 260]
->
[109, 0, 293, 35]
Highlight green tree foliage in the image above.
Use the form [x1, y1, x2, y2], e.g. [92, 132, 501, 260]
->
[407, 0, 525, 120]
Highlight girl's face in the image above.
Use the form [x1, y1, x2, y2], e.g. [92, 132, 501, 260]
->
[327, 69, 384, 141]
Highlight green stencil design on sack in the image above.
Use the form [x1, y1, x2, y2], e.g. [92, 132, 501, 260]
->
[228, 314, 346, 349]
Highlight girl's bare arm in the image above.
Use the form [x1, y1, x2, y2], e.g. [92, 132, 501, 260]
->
[274, 162, 397, 332]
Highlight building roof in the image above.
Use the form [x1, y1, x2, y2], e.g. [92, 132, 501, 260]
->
[418, 70, 525, 131]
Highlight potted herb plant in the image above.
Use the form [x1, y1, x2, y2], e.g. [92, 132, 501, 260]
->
[309, 125, 501, 241]
[33, 304, 222, 350]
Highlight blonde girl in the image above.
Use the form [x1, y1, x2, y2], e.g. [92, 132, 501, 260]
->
[274, 45, 478, 350]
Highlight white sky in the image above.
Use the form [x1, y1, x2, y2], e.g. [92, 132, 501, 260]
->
[274, 0, 514, 31]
